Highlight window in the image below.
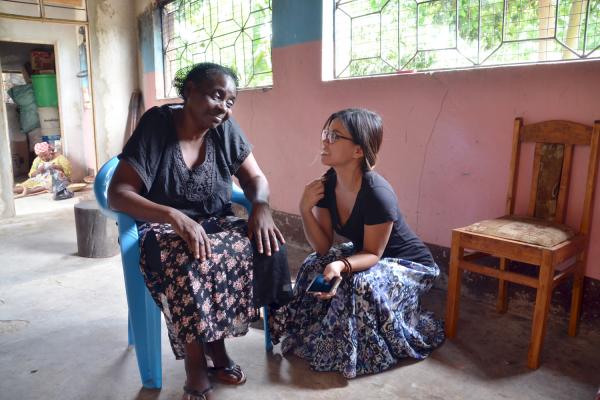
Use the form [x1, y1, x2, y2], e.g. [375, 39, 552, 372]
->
[161, 0, 272, 97]
[332, 0, 600, 78]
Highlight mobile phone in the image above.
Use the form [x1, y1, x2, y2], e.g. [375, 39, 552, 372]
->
[306, 274, 342, 294]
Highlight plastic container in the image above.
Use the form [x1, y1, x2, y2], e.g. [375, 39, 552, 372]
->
[31, 74, 58, 107]
[41, 127, 60, 136]
[37, 107, 60, 129]
[42, 134, 61, 143]
[42, 135, 62, 153]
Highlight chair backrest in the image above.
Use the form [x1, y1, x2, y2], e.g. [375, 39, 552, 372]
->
[94, 156, 120, 221]
[505, 119, 600, 234]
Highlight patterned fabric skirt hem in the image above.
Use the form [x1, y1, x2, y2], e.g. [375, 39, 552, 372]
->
[269, 243, 445, 379]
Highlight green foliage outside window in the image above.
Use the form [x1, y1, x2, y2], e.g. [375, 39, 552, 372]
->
[334, 0, 600, 78]
[162, 0, 272, 96]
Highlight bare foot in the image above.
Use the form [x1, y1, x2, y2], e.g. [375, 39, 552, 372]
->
[13, 187, 28, 199]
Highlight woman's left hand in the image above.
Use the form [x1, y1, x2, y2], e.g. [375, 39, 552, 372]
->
[248, 201, 285, 256]
[314, 260, 344, 300]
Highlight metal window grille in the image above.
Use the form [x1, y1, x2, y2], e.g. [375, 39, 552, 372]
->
[334, 0, 600, 78]
[161, 0, 272, 96]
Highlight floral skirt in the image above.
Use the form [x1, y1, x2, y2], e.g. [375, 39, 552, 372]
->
[138, 215, 257, 359]
[269, 243, 445, 378]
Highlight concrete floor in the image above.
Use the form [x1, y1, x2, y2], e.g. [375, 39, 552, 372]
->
[1, 194, 599, 400]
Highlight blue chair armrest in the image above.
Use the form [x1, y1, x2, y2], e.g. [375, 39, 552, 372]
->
[93, 156, 120, 221]
[231, 182, 252, 214]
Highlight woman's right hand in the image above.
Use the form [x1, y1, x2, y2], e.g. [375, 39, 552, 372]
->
[168, 209, 211, 261]
[299, 178, 325, 213]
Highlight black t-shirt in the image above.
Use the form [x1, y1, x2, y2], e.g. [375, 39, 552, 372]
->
[118, 104, 252, 220]
[316, 169, 434, 267]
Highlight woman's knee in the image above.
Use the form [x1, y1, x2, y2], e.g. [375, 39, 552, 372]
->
[252, 240, 287, 260]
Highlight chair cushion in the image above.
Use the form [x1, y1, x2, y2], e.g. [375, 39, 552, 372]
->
[462, 215, 575, 247]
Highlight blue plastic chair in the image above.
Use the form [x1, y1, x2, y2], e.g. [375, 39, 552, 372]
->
[94, 156, 273, 389]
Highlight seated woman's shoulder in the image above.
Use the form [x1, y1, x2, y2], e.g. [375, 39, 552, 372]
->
[142, 104, 181, 118]
[139, 105, 165, 123]
[365, 170, 393, 188]
[136, 105, 179, 134]
[159, 103, 183, 116]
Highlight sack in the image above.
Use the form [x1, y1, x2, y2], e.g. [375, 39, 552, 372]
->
[7, 84, 40, 133]
[51, 170, 73, 200]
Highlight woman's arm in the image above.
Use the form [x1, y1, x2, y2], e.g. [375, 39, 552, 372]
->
[235, 152, 285, 256]
[299, 178, 333, 255]
[108, 161, 212, 261]
[108, 161, 173, 222]
[28, 157, 41, 178]
[344, 222, 393, 272]
[53, 155, 72, 179]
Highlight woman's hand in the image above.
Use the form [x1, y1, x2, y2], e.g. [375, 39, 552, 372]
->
[248, 201, 285, 256]
[314, 260, 344, 300]
[34, 164, 46, 176]
[168, 209, 211, 261]
[299, 178, 325, 214]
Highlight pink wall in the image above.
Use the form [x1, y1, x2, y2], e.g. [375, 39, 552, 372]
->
[144, 41, 600, 280]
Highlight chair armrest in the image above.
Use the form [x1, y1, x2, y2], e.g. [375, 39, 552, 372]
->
[94, 156, 120, 221]
[231, 182, 252, 214]
[116, 211, 140, 246]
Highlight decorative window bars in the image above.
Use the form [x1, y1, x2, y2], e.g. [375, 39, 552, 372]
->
[161, 0, 272, 96]
[333, 0, 600, 78]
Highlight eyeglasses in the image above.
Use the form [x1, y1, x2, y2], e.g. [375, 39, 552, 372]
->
[321, 129, 355, 144]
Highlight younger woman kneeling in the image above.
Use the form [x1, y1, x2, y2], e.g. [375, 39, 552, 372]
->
[270, 108, 445, 378]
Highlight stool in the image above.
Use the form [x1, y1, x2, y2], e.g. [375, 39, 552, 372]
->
[74, 200, 119, 258]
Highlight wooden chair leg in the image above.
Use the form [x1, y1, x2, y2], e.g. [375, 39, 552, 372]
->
[527, 251, 554, 369]
[568, 254, 585, 337]
[497, 257, 509, 313]
[445, 231, 464, 338]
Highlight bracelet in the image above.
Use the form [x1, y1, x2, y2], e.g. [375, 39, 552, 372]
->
[340, 257, 352, 276]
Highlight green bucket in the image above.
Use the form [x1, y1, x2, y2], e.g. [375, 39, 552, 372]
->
[31, 74, 58, 107]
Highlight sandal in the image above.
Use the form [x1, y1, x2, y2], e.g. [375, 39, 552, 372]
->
[182, 385, 213, 400]
[207, 363, 247, 385]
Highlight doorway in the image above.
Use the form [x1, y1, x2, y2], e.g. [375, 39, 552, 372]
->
[0, 23, 96, 218]
[1, 41, 55, 178]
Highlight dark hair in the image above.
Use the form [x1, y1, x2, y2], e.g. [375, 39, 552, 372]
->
[323, 108, 383, 171]
[173, 62, 239, 101]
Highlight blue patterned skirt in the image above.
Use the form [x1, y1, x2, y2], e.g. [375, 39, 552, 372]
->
[269, 243, 445, 378]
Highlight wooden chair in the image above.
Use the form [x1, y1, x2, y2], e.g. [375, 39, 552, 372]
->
[445, 118, 600, 369]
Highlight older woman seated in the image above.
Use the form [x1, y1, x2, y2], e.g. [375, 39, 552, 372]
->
[108, 62, 290, 400]
[13, 141, 72, 199]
